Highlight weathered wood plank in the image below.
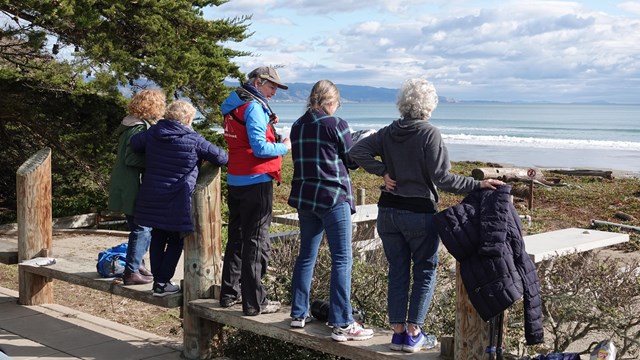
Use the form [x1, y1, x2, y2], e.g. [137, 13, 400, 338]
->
[523, 227, 629, 263]
[52, 213, 98, 229]
[0, 239, 17, 264]
[547, 169, 613, 179]
[188, 299, 441, 360]
[19, 257, 182, 308]
[16, 147, 53, 305]
[471, 167, 544, 180]
[273, 204, 379, 242]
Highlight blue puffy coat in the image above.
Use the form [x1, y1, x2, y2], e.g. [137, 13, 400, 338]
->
[434, 185, 544, 345]
[130, 119, 228, 232]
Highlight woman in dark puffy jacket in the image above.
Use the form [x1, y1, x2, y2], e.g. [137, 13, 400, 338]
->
[130, 100, 228, 297]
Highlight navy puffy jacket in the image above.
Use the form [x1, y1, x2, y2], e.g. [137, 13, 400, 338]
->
[434, 185, 544, 345]
[130, 119, 228, 232]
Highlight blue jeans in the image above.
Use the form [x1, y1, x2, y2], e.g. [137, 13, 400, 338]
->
[377, 208, 439, 326]
[290, 202, 354, 327]
[125, 215, 151, 273]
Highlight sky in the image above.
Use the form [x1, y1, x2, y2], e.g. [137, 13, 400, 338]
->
[203, 0, 640, 103]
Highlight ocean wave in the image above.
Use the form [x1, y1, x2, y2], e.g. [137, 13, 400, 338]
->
[443, 134, 640, 151]
[270, 125, 640, 151]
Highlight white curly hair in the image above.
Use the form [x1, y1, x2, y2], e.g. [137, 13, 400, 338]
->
[396, 79, 439, 120]
[165, 100, 196, 126]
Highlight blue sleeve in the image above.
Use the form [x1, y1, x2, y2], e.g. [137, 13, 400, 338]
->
[129, 131, 147, 153]
[195, 135, 229, 166]
[244, 102, 289, 158]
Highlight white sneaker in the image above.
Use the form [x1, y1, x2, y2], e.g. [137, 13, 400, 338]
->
[290, 316, 313, 328]
[331, 322, 374, 342]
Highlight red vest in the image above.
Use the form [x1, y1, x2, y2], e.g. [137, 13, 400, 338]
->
[223, 103, 282, 183]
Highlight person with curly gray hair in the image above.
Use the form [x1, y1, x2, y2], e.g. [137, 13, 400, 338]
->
[349, 79, 504, 352]
[130, 100, 228, 296]
[108, 89, 166, 286]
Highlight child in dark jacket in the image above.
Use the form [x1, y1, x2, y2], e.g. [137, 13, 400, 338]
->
[130, 100, 228, 296]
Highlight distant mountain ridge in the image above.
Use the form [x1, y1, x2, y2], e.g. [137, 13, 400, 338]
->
[225, 81, 457, 104]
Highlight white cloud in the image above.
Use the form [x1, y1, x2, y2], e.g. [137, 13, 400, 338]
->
[618, 1, 640, 15]
[212, 0, 640, 103]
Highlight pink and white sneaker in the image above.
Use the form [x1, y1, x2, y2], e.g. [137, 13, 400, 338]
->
[331, 322, 374, 342]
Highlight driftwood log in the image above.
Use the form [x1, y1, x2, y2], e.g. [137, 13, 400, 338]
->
[472, 167, 545, 180]
[548, 169, 614, 179]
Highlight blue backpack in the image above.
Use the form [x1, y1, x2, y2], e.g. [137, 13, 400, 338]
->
[96, 243, 128, 278]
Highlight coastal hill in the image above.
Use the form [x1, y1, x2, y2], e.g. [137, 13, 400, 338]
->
[229, 82, 457, 103]
[269, 82, 614, 104]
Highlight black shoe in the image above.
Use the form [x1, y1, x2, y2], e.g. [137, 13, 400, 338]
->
[123, 270, 153, 285]
[220, 297, 242, 308]
[152, 281, 180, 297]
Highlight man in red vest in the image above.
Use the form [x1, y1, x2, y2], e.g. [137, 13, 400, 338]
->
[220, 66, 291, 316]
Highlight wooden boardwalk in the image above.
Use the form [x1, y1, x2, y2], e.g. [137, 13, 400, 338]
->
[1, 230, 182, 308]
[189, 300, 441, 360]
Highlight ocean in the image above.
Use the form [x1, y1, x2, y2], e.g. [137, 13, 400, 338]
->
[269, 102, 640, 175]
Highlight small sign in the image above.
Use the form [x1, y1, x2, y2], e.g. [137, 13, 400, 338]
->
[527, 168, 536, 178]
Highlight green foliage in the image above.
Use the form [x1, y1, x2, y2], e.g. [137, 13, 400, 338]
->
[538, 252, 640, 358]
[221, 328, 341, 360]
[267, 234, 458, 338]
[0, 74, 124, 221]
[0, 0, 253, 221]
[2, 0, 251, 124]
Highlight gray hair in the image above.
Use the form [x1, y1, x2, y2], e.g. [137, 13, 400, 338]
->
[307, 80, 340, 111]
[396, 79, 439, 120]
[165, 100, 195, 126]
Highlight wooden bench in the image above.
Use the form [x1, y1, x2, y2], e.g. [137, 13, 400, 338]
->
[523, 227, 629, 262]
[3, 228, 182, 308]
[188, 300, 440, 360]
[19, 256, 183, 308]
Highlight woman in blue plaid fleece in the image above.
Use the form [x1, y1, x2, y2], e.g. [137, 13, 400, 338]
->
[287, 80, 374, 342]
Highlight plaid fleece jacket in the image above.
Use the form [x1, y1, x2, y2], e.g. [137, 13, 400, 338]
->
[287, 108, 357, 214]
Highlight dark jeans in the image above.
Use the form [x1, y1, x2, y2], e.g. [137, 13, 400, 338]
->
[149, 228, 184, 284]
[220, 181, 273, 314]
[125, 214, 151, 273]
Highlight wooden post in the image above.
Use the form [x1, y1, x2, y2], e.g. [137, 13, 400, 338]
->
[454, 261, 491, 360]
[183, 162, 224, 359]
[16, 148, 53, 305]
[528, 179, 534, 210]
[356, 188, 365, 206]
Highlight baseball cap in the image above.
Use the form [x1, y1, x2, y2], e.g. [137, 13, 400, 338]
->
[247, 66, 288, 90]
